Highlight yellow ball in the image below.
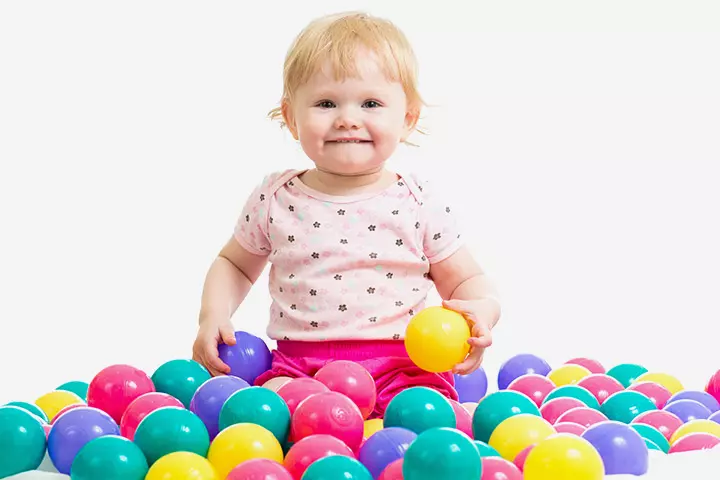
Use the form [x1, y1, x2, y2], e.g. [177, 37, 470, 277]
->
[633, 372, 684, 395]
[145, 451, 218, 480]
[404, 306, 471, 373]
[547, 364, 591, 387]
[524, 434, 605, 480]
[670, 419, 720, 445]
[35, 390, 84, 421]
[489, 414, 556, 461]
[207, 423, 283, 478]
[364, 418, 384, 439]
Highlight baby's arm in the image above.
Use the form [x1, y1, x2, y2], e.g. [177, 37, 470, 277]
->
[192, 237, 268, 376]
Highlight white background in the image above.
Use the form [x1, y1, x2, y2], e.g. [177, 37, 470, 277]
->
[1, 1, 719, 405]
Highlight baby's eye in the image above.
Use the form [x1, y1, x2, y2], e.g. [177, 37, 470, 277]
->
[363, 100, 381, 108]
[316, 100, 335, 109]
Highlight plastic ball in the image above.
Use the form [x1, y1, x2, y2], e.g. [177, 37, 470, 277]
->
[480, 456, 523, 479]
[219, 386, 291, 445]
[523, 434, 605, 480]
[87, 364, 155, 423]
[670, 419, 720, 444]
[631, 410, 684, 441]
[314, 360, 377, 419]
[507, 374, 555, 406]
[262, 376, 292, 392]
[56, 380, 90, 402]
[358, 427, 417, 478]
[668, 432, 720, 453]
[488, 414, 556, 461]
[543, 385, 599, 410]
[217, 330, 273, 385]
[666, 390, 720, 413]
[35, 390, 85, 422]
[403, 427, 482, 480]
[47, 406, 120, 475]
[189, 375, 250, 439]
[4, 401, 49, 423]
[145, 451, 217, 480]
[473, 390, 541, 443]
[606, 363, 648, 388]
[51, 403, 87, 424]
[663, 399, 711, 423]
[633, 372, 684, 395]
[512, 444, 534, 471]
[404, 306, 471, 373]
[276, 377, 330, 415]
[290, 391, 364, 451]
[227, 458, 292, 480]
[711, 410, 720, 424]
[626, 382, 672, 409]
[474, 440, 502, 457]
[70, 435, 148, 480]
[539, 397, 586, 424]
[207, 423, 283, 478]
[151, 359, 211, 408]
[450, 399, 474, 437]
[378, 458, 403, 480]
[645, 439, 663, 451]
[384, 386, 456, 435]
[565, 357, 605, 374]
[120, 392, 184, 440]
[0, 406, 46, 477]
[454, 367, 489, 403]
[576, 374, 624, 405]
[554, 422, 587, 435]
[581, 421, 649, 475]
[706, 369, 720, 404]
[497, 354, 551, 390]
[303, 455, 373, 480]
[133, 406, 210, 465]
[363, 418, 384, 440]
[600, 390, 657, 423]
[283, 434, 354, 479]
[547, 364, 591, 387]
[630, 424, 671, 453]
[555, 407, 608, 428]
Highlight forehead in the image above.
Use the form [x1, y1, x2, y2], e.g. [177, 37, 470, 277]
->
[302, 49, 402, 92]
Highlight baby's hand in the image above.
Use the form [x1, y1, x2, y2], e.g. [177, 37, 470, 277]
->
[192, 320, 237, 377]
[442, 298, 498, 375]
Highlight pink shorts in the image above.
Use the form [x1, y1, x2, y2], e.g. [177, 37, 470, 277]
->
[254, 340, 458, 419]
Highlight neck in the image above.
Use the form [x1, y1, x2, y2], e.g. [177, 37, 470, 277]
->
[307, 166, 392, 195]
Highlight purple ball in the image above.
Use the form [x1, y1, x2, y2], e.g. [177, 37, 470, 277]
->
[358, 427, 417, 479]
[581, 420, 648, 475]
[217, 331, 272, 385]
[47, 407, 120, 475]
[663, 399, 712, 423]
[666, 390, 720, 413]
[189, 375, 249, 439]
[709, 410, 720, 424]
[454, 367, 488, 403]
[497, 353, 551, 390]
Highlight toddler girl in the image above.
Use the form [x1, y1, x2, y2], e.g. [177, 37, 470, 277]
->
[192, 11, 501, 418]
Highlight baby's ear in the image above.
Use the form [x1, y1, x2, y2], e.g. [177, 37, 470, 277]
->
[402, 106, 421, 141]
[281, 100, 299, 140]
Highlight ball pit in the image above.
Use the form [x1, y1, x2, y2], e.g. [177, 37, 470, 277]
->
[2, 325, 720, 480]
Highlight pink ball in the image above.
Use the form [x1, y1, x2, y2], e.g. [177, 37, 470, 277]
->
[576, 374, 624, 405]
[554, 422, 587, 436]
[706, 370, 720, 404]
[290, 391, 364, 452]
[539, 397, 585, 424]
[276, 378, 329, 415]
[668, 432, 720, 453]
[507, 374, 555, 407]
[565, 357, 605, 374]
[314, 361, 377, 419]
[632, 410, 683, 441]
[87, 364, 155, 423]
[120, 392, 184, 440]
[555, 407, 608, 428]
[227, 458, 293, 480]
[449, 399, 473, 437]
[513, 444, 535, 472]
[378, 458, 404, 480]
[283, 434, 354, 479]
[481, 456, 523, 480]
[627, 381, 672, 408]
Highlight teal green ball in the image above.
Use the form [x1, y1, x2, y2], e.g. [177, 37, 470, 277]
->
[302, 455, 373, 480]
[543, 385, 600, 410]
[474, 440, 501, 457]
[70, 435, 148, 480]
[606, 363, 648, 388]
[0, 406, 46, 477]
[56, 380, 90, 402]
[151, 359, 211, 408]
[133, 406, 210, 465]
[219, 386, 291, 444]
[4, 401, 48, 423]
[600, 390, 657, 424]
[472, 390, 540, 443]
[384, 387, 456, 434]
[630, 423, 670, 453]
[403, 427, 482, 480]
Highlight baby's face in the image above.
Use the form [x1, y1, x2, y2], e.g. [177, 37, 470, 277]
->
[284, 49, 416, 176]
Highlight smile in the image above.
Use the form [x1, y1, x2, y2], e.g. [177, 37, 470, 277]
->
[327, 139, 372, 143]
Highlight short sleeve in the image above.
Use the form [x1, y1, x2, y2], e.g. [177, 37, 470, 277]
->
[233, 175, 274, 256]
[417, 178, 464, 263]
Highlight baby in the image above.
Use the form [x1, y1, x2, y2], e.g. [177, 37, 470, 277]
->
[192, 11, 501, 418]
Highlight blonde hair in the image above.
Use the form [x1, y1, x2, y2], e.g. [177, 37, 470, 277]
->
[268, 11, 426, 140]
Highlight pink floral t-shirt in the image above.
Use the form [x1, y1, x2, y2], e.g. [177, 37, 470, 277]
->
[234, 169, 463, 342]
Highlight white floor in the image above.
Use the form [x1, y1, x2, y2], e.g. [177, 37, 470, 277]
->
[6, 446, 720, 479]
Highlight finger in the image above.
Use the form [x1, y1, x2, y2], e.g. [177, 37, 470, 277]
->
[471, 324, 493, 348]
[206, 343, 231, 375]
[453, 348, 485, 375]
[219, 324, 237, 345]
